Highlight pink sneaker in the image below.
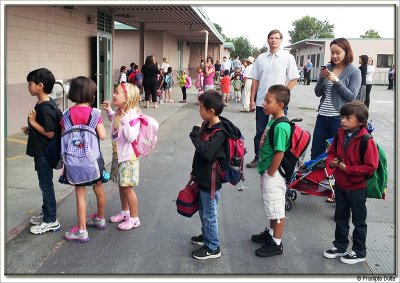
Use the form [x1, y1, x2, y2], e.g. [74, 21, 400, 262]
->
[109, 212, 129, 223]
[117, 218, 141, 230]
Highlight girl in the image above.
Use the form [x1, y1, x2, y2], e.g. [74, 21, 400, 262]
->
[102, 82, 142, 230]
[195, 66, 204, 99]
[177, 70, 187, 103]
[118, 66, 127, 83]
[365, 57, 375, 109]
[164, 67, 174, 103]
[63, 76, 107, 243]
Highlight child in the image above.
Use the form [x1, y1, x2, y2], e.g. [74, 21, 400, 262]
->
[102, 82, 142, 230]
[232, 74, 243, 102]
[195, 66, 204, 99]
[62, 76, 107, 243]
[251, 85, 291, 257]
[177, 70, 187, 103]
[118, 66, 127, 83]
[158, 68, 165, 104]
[189, 90, 241, 260]
[128, 64, 139, 85]
[219, 69, 230, 106]
[22, 68, 61, 235]
[164, 67, 174, 103]
[324, 101, 378, 264]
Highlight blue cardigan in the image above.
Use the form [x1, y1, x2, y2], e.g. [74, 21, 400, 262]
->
[314, 63, 361, 112]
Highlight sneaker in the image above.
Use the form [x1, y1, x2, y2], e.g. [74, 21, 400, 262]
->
[255, 240, 283, 257]
[117, 218, 141, 230]
[192, 246, 221, 260]
[86, 214, 107, 230]
[324, 247, 346, 259]
[64, 227, 89, 243]
[251, 229, 273, 244]
[340, 251, 366, 264]
[30, 213, 44, 225]
[246, 158, 258, 168]
[30, 219, 60, 235]
[109, 212, 129, 223]
[191, 235, 204, 246]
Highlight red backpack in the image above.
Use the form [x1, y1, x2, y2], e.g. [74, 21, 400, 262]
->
[268, 116, 311, 183]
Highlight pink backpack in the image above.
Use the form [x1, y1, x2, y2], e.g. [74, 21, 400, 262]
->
[130, 114, 159, 157]
[185, 76, 192, 89]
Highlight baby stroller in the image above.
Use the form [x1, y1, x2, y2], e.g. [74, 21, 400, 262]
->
[285, 139, 335, 211]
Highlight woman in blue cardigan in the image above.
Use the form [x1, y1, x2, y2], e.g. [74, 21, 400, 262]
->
[311, 38, 361, 202]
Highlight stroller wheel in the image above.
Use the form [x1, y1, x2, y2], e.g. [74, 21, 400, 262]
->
[290, 190, 297, 201]
[285, 195, 293, 211]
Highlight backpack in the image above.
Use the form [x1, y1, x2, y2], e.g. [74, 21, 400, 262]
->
[61, 108, 106, 185]
[334, 133, 388, 199]
[135, 73, 143, 88]
[268, 116, 311, 183]
[36, 100, 62, 169]
[185, 76, 192, 89]
[164, 73, 173, 88]
[129, 114, 159, 157]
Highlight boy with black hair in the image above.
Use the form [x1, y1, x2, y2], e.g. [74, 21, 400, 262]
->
[324, 101, 378, 264]
[189, 90, 242, 260]
[22, 68, 61, 234]
[251, 84, 291, 257]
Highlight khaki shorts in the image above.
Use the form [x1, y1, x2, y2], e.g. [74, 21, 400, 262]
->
[260, 171, 286, 221]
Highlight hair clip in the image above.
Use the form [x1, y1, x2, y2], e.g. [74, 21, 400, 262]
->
[121, 82, 128, 94]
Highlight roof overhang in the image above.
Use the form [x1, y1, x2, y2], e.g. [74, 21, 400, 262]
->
[111, 5, 224, 44]
[285, 38, 328, 49]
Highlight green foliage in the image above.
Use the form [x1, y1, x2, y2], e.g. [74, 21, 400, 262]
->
[229, 36, 256, 60]
[360, 29, 381, 38]
[214, 23, 227, 39]
[288, 15, 335, 43]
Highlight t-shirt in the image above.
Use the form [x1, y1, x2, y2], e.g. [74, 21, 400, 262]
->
[60, 105, 103, 129]
[220, 76, 231, 94]
[257, 118, 291, 175]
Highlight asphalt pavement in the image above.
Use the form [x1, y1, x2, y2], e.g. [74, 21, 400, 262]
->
[3, 84, 397, 279]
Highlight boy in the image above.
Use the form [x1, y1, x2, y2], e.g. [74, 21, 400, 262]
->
[232, 74, 243, 102]
[220, 69, 230, 106]
[324, 101, 378, 264]
[251, 85, 291, 257]
[189, 90, 241, 260]
[21, 68, 61, 234]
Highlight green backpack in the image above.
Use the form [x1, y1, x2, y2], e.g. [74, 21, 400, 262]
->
[334, 133, 388, 199]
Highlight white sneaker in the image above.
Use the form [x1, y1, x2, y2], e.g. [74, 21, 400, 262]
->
[30, 213, 44, 225]
[30, 219, 60, 235]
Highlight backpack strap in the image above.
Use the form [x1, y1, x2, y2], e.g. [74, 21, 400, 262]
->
[359, 134, 372, 164]
[268, 116, 290, 150]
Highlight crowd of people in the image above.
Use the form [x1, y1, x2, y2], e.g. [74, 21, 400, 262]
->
[22, 28, 385, 265]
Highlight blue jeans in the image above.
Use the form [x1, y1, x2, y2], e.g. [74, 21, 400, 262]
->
[310, 114, 341, 160]
[198, 188, 220, 251]
[254, 106, 270, 160]
[34, 156, 57, 223]
[333, 187, 367, 258]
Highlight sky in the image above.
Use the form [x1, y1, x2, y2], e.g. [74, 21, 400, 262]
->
[201, 5, 395, 48]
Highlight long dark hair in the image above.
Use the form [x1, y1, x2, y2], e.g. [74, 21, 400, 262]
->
[144, 55, 155, 66]
[329, 38, 354, 65]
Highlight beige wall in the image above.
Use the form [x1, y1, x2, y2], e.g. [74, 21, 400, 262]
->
[6, 6, 98, 135]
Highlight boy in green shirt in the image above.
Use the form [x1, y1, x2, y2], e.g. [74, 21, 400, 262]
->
[251, 85, 291, 257]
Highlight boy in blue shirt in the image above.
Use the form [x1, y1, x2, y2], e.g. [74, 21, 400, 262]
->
[251, 85, 291, 257]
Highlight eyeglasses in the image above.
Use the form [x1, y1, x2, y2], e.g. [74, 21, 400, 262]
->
[268, 37, 281, 40]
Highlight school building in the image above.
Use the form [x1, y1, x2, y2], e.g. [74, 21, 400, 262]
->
[286, 38, 395, 83]
[4, 5, 226, 135]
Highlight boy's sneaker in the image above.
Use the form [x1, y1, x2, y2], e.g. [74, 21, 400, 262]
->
[255, 240, 283, 257]
[191, 235, 204, 246]
[30, 213, 44, 225]
[117, 218, 141, 230]
[30, 219, 60, 235]
[251, 229, 273, 244]
[86, 214, 107, 230]
[324, 247, 346, 259]
[109, 212, 129, 223]
[340, 251, 366, 264]
[192, 246, 221, 260]
[64, 227, 89, 243]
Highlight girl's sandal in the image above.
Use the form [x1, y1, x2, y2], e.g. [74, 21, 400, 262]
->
[326, 197, 335, 203]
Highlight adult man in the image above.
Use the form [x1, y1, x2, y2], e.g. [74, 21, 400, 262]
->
[232, 56, 241, 70]
[241, 56, 255, 112]
[221, 56, 231, 75]
[306, 59, 313, 85]
[246, 29, 299, 168]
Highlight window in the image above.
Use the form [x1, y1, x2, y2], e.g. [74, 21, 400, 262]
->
[311, 54, 316, 66]
[97, 11, 113, 34]
[299, 55, 304, 67]
[377, 54, 394, 68]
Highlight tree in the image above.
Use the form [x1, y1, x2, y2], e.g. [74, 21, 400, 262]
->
[360, 29, 381, 38]
[213, 23, 227, 40]
[229, 36, 256, 60]
[288, 15, 335, 43]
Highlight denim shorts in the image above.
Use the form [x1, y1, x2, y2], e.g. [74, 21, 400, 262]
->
[260, 171, 286, 220]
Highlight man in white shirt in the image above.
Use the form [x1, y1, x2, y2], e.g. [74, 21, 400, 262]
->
[247, 29, 299, 168]
[241, 56, 255, 112]
[221, 56, 232, 74]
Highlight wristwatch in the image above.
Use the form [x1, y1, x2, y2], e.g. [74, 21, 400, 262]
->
[333, 77, 340, 84]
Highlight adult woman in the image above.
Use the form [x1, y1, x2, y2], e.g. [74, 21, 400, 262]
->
[311, 38, 361, 202]
[141, 55, 161, 108]
[161, 57, 169, 74]
[214, 59, 221, 84]
[387, 65, 395, 90]
[365, 57, 375, 108]
[203, 56, 216, 92]
[357, 55, 368, 104]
